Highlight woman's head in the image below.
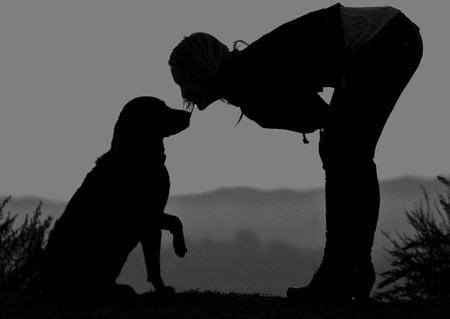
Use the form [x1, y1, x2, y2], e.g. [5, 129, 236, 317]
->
[169, 32, 230, 111]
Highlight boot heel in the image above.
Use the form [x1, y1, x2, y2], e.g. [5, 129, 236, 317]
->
[352, 263, 376, 303]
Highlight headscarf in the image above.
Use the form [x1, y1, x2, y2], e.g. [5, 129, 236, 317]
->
[169, 32, 230, 85]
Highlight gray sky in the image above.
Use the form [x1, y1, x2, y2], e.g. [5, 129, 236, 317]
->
[0, 0, 448, 201]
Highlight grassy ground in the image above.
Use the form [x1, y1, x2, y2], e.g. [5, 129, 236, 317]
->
[1, 291, 449, 319]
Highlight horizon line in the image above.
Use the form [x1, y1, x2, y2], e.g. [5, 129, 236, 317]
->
[1, 173, 445, 203]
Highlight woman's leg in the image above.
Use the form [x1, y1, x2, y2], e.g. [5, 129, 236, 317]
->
[288, 12, 423, 303]
[327, 12, 422, 299]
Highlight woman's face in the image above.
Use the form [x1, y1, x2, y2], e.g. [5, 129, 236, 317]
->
[171, 66, 209, 110]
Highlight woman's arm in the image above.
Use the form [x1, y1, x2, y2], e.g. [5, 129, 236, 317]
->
[243, 92, 331, 134]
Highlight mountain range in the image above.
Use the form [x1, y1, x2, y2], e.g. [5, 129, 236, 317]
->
[1, 175, 447, 296]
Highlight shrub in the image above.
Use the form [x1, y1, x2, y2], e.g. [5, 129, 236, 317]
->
[0, 197, 53, 293]
[377, 176, 450, 301]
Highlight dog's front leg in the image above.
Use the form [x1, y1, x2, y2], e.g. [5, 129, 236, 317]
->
[160, 213, 187, 257]
[141, 229, 175, 295]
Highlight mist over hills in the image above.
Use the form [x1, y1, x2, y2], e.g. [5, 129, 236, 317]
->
[1, 175, 446, 296]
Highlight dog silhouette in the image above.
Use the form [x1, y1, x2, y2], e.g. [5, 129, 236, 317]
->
[41, 96, 190, 299]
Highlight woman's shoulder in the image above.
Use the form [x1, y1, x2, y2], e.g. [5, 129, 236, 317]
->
[248, 4, 339, 49]
[231, 4, 340, 70]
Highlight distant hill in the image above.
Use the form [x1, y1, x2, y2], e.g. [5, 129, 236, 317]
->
[1, 175, 446, 296]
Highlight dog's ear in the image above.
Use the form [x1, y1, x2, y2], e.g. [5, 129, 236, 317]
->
[111, 96, 164, 148]
[111, 96, 190, 148]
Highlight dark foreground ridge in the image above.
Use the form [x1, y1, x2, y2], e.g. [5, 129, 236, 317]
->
[1, 291, 449, 319]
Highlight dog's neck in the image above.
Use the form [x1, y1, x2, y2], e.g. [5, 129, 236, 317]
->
[110, 140, 166, 164]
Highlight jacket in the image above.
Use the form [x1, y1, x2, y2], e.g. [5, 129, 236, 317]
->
[219, 3, 346, 134]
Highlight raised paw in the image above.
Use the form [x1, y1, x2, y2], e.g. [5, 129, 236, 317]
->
[173, 237, 187, 258]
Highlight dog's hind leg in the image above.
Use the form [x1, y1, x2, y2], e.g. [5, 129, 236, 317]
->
[160, 213, 187, 258]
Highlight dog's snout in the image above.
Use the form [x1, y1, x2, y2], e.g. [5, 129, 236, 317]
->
[162, 107, 190, 137]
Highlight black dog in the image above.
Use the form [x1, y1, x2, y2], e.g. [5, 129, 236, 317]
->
[41, 96, 190, 298]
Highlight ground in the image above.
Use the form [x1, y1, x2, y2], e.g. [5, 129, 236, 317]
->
[1, 291, 449, 319]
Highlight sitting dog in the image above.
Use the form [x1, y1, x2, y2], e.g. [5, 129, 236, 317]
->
[41, 96, 190, 298]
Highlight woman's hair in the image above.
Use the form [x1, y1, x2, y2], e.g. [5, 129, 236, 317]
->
[170, 33, 235, 110]
[169, 33, 249, 110]
[169, 32, 230, 84]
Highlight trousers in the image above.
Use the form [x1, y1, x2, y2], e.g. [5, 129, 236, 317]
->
[319, 11, 423, 264]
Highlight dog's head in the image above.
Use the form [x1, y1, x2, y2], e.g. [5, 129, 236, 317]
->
[111, 96, 190, 149]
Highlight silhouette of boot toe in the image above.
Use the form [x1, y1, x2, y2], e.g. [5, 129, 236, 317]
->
[155, 285, 176, 297]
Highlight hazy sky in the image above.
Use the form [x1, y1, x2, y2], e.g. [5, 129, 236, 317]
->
[0, 0, 448, 200]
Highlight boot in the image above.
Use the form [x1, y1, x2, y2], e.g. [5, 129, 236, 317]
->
[352, 261, 376, 303]
[287, 272, 354, 304]
[351, 159, 379, 303]
[287, 247, 354, 304]
[287, 255, 376, 304]
[287, 161, 356, 304]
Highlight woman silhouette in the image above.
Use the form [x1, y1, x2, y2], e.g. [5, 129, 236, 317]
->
[169, 3, 422, 303]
